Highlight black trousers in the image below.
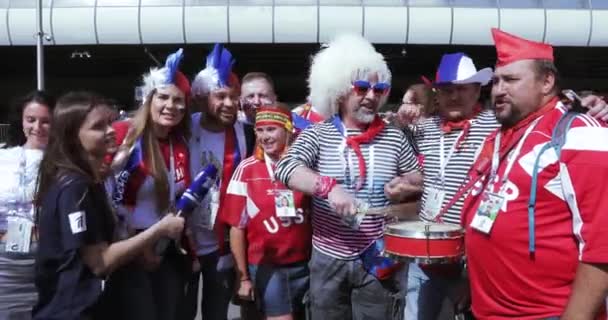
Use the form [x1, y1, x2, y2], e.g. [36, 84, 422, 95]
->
[179, 251, 235, 320]
[99, 252, 188, 320]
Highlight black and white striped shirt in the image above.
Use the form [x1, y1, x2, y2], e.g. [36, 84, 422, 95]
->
[276, 120, 419, 259]
[415, 110, 500, 224]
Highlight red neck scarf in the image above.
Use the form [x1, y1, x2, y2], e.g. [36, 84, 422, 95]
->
[219, 127, 239, 208]
[441, 119, 471, 133]
[215, 126, 241, 254]
[338, 115, 386, 190]
[477, 97, 559, 172]
[440, 104, 482, 150]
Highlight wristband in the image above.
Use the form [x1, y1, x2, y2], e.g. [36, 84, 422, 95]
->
[313, 175, 337, 199]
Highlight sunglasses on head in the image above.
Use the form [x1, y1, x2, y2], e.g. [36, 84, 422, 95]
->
[351, 80, 391, 96]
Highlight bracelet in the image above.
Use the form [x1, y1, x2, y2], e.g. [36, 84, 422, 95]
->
[313, 175, 337, 199]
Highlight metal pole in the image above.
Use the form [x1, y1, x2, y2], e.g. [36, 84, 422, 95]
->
[36, 0, 44, 90]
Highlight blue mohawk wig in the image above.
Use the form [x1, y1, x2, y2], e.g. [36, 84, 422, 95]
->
[191, 43, 236, 96]
[164, 48, 184, 85]
[141, 48, 189, 101]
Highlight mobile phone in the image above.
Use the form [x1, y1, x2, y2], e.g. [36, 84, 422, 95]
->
[561, 89, 586, 113]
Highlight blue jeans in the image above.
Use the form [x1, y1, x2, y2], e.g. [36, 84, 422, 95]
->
[248, 262, 309, 317]
[404, 262, 465, 320]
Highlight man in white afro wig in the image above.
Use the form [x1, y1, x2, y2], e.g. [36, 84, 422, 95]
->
[275, 34, 421, 320]
[308, 34, 392, 118]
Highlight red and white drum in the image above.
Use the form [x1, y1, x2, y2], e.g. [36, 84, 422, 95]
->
[384, 221, 464, 264]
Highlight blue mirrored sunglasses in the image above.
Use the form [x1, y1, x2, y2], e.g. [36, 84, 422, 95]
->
[352, 80, 391, 96]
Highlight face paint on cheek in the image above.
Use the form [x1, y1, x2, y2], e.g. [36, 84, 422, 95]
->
[174, 104, 188, 117]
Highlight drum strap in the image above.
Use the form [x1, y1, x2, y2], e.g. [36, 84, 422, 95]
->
[433, 168, 484, 223]
[434, 124, 538, 222]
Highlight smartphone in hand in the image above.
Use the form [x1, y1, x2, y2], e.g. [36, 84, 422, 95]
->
[561, 89, 586, 113]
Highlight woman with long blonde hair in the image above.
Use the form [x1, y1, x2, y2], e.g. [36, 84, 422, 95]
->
[108, 48, 194, 320]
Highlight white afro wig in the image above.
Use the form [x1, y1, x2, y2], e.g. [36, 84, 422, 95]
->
[308, 34, 392, 118]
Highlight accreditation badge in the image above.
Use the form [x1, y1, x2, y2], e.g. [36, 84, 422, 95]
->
[274, 189, 296, 218]
[5, 216, 34, 253]
[470, 191, 504, 234]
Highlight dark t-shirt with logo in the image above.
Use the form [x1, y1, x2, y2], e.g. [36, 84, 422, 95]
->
[33, 172, 115, 320]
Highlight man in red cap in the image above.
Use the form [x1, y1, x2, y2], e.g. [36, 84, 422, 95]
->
[460, 28, 608, 319]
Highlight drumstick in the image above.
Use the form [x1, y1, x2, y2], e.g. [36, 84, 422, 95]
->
[364, 202, 419, 220]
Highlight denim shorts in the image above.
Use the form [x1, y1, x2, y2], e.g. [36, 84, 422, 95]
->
[248, 262, 310, 317]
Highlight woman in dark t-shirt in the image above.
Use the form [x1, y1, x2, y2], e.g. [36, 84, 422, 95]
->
[33, 92, 185, 320]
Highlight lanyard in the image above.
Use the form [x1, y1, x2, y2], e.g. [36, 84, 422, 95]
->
[367, 145, 375, 199]
[334, 119, 354, 187]
[489, 117, 542, 188]
[264, 153, 277, 185]
[340, 144, 375, 199]
[347, 145, 355, 187]
[168, 140, 176, 209]
[438, 130, 464, 182]
[18, 148, 27, 204]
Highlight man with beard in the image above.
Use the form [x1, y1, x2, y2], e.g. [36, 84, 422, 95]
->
[181, 43, 255, 320]
[459, 28, 608, 319]
[393, 52, 608, 320]
[275, 34, 421, 320]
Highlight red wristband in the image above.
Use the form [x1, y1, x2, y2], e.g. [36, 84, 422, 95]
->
[313, 176, 337, 199]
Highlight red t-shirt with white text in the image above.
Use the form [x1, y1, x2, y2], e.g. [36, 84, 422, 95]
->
[222, 156, 312, 265]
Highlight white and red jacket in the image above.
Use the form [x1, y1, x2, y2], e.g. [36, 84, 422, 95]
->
[461, 101, 608, 319]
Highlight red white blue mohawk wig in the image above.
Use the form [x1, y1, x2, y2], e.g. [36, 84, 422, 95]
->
[141, 48, 191, 104]
[191, 43, 239, 97]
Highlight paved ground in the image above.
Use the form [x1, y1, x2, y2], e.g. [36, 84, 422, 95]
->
[193, 303, 240, 320]
[227, 303, 240, 320]
[193, 276, 241, 320]
[192, 289, 455, 320]
[191, 273, 458, 320]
